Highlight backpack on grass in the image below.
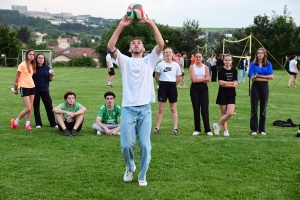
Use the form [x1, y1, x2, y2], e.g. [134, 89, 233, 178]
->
[272, 118, 297, 127]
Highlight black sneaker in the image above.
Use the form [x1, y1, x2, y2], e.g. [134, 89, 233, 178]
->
[296, 130, 300, 137]
[71, 129, 77, 136]
[64, 129, 71, 136]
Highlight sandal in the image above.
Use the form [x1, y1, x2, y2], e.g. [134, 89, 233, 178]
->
[152, 128, 159, 134]
[171, 129, 178, 135]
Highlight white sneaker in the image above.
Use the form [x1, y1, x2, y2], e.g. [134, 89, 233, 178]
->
[54, 125, 58, 128]
[260, 132, 266, 135]
[177, 85, 181, 88]
[138, 179, 148, 186]
[116, 132, 120, 135]
[124, 165, 136, 182]
[96, 131, 102, 135]
[224, 130, 230, 136]
[36, 125, 41, 128]
[206, 132, 213, 136]
[192, 131, 200, 136]
[252, 132, 257, 135]
[213, 123, 220, 135]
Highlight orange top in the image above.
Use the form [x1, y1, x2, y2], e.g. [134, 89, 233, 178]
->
[191, 57, 195, 65]
[17, 61, 35, 88]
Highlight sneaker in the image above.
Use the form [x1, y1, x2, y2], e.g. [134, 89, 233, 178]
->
[296, 130, 300, 137]
[124, 165, 136, 182]
[107, 85, 111, 88]
[294, 86, 297, 88]
[10, 119, 18, 129]
[192, 131, 200, 136]
[96, 131, 102, 135]
[116, 132, 120, 136]
[260, 132, 266, 136]
[206, 132, 213, 136]
[224, 130, 230, 136]
[213, 123, 220, 135]
[183, 85, 188, 88]
[251, 132, 257, 135]
[25, 125, 33, 130]
[177, 85, 181, 88]
[54, 125, 58, 128]
[152, 128, 159, 134]
[71, 129, 77, 136]
[138, 179, 148, 186]
[171, 129, 178, 135]
[36, 125, 42, 128]
[64, 129, 71, 136]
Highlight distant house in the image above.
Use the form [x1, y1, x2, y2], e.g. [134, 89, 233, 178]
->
[225, 34, 233, 38]
[52, 48, 99, 66]
[57, 38, 72, 49]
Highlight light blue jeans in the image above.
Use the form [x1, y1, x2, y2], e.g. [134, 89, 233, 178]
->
[238, 69, 247, 83]
[121, 104, 152, 180]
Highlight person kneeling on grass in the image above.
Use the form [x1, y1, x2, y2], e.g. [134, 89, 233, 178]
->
[52, 91, 86, 136]
[92, 91, 121, 135]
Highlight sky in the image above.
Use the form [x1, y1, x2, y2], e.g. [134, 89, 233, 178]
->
[1, 0, 299, 28]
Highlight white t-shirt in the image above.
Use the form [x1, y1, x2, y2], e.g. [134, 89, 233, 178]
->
[155, 61, 181, 82]
[193, 64, 206, 78]
[289, 60, 298, 73]
[207, 58, 216, 66]
[114, 47, 162, 107]
[106, 54, 114, 68]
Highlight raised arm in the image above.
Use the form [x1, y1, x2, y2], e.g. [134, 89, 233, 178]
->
[107, 16, 132, 59]
[140, 15, 164, 56]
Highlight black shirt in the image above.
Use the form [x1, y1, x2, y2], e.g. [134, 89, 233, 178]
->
[217, 67, 238, 97]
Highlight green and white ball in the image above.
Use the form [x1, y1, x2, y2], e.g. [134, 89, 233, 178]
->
[126, 3, 144, 20]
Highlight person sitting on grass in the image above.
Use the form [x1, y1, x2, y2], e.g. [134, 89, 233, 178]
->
[92, 91, 121, 136]
[52, 91, 86, 136]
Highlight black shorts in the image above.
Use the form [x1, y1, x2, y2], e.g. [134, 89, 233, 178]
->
[216, 95, 235, 105]
[157, 81, 177, 103]
[58, 119, 84, 131]
[108, 68, 115, 76]
[181, 72, 185, 77]
[20, 87, 35, 97]
[289, 72, 298, 76]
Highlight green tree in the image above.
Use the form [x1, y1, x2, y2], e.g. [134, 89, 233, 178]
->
[0, 24, 22, 66]
[95, 20, 181, 66]
[179, 19, 206, 54]
[17, 25, 30, 44]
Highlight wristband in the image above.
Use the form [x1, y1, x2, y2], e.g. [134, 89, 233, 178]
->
[107, 48, 118, 54]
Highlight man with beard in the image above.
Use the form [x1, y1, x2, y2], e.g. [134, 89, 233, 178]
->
[53, 91, 86, 136]
[107, 15, 164, 186]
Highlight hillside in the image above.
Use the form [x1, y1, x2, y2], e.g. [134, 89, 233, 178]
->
[0, 9, 117, 37]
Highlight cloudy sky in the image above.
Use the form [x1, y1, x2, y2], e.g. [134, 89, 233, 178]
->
[1, 0, 299, 28]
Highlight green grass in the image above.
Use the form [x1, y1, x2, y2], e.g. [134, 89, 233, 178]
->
[0, 66, 299, 199]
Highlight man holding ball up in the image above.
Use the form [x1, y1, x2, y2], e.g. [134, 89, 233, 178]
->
[107, 14, 164, 186]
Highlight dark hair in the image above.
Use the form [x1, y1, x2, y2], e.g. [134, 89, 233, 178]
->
[130, 37, 144, 47]
[254, 47, 268, 66]
[104, 91, 115, 99]
[194, 51, 204, 57]
[64, 91, 76, 100]
[181, 52, 186, 56]
[25, 49, 36, 74]
[35, 53, 46, 66]
[289, 55, 296, 60]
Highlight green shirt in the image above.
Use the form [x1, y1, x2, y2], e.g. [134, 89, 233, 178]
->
[59, 102, 83, 122]
[97, 103, 121, 124]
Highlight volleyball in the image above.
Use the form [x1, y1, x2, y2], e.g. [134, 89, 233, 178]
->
[126, 3, 144, 20]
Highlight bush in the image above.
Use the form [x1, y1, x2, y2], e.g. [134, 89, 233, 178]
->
[70, 56, 96, 67]
[53, 61, 70, 67]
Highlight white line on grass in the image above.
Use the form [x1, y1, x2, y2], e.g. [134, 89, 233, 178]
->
[209, 137, 299, 142]
[268, 103, 277, 108]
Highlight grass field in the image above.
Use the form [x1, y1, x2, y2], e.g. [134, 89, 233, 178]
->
[0, 66, 299, 199]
